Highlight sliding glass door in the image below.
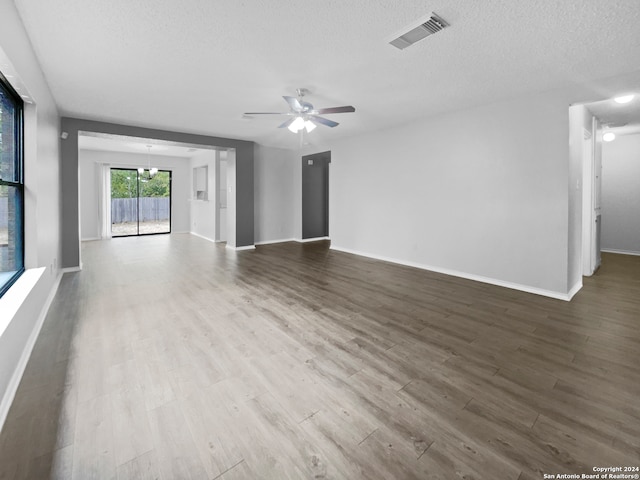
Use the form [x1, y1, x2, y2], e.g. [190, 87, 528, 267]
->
[111, 168, 171, 237]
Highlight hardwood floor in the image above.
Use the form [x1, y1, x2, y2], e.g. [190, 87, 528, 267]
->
[1, 234, 638, 479]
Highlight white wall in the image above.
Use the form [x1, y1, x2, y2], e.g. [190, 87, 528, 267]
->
[78, 150, 191, 239]
[254, 144, 297, 244]
[189, 150, 217, 242]
[79, 151, 100, 240]
[0, 2, 62, 431]
[330, 90, 571, 297]
[601, 133, 640, 254]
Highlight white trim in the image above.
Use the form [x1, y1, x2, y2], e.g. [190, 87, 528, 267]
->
[189, 231, 217, 243]
[296, 237, 330, 243]
[0, 268, 45, 336]
[567, 281, 583, 301]
[226, 244, 256, 251]
[171, 230, 190, 234]
[61, 266, 82, 273]
[255, 238, 296, 246]
[330, 245, 573, 301]
[0, 270, 63, 433]
[81, 237, 100, 242]
[601, 248, 640, 257]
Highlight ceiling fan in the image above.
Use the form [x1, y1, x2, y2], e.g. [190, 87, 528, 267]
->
[244, 88, 355, 133]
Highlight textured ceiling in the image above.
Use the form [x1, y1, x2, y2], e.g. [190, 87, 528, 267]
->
[13, 0, 640, 149]
[585, 96, 640, 137]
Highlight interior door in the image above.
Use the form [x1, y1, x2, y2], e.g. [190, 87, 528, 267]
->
[302, 151, 330, 239]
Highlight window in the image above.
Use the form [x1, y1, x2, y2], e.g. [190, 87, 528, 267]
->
[0, 71, 24, 298]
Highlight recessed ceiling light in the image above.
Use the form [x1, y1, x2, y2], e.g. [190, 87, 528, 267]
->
[603, 132, 616, 142]
[614, 94, 634, 104]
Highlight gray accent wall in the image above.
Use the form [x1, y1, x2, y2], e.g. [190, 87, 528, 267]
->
[60, 117, 254, 268]
[235, 148, 255, 247]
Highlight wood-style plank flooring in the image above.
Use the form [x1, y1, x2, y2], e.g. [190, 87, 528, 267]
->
[0, 235, 639, 479]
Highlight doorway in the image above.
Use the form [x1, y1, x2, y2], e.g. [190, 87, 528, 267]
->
[110, 168, 172, 237]
[302, 151, 330, 240]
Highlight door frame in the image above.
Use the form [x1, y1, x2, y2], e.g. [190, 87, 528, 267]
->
[581, 117, 602, 275]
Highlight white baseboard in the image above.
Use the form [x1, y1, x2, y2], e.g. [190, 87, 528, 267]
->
[171, 230, 190, 234]
[330, 245, 573, 301]
[601, 248, 640, 257]
[226, 244, 256, 251]
[61, 266, 82, 273]
[189, 231, 217, 244]
[0, 270, 63, 433]
[255, 238, 296, 246]
[296, 237, 330, 243]
[81, 237, 100, 242]
[567, 281, 583, 301]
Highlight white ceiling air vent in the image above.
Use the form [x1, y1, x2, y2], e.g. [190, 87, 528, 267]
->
[388, 13, 449, 50]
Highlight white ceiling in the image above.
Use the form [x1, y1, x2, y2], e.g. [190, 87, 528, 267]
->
[78, 132, 214, 157]
[585, 96, 640, 137]
[14, 0, 640, 149]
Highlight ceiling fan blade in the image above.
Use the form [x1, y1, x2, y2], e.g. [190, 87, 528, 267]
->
[283, 96, 303, 112]
[310, 116, 339, 128]
[314, 106, 356, 115]
[278, 118, 295, 129]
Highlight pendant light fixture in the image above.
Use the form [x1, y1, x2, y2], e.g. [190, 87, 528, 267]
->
[138, 144, 158, 180]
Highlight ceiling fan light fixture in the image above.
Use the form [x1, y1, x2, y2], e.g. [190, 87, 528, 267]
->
[248, 89, 355, 132]
[304, 120, 316, 133]
[288, 116, 305, 133]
